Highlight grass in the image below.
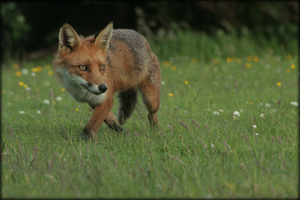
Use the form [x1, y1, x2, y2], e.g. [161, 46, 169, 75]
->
[1, 28, 298, 198]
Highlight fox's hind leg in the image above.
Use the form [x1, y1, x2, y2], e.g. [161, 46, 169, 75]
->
[117, 88, 138, 125]
[139, 73, 161, 126]
[104, 111, 123, 132]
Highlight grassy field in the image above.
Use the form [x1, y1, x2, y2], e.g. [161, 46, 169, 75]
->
[1, 28, 298, 198]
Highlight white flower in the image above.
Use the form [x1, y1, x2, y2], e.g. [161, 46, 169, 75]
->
[239, 109, 244, 113]
[258, 103, 263, 106]
[219, 109, 224, 113]
[7, 102, 11, 106]
[44, 100, 50, 104]
[26, 87, 31, 91]
[265, 103, 271, 108]
[21, 69, 29, 75]
[26, 96, 31, 99]
[291, 102, 298, 106]
[272, 109, 277, 112]
[184, 110, 188, 114]
[206, 109, 210, 111]
[31, 72, 36, 76]
[253, 125, 257, 128]
[259, 113, 264, 118]
[55, 96, 62, 101]
[45, 82, 50, 86]
[255, 133, 259, 136]
[233, 111, 240, 117]
[213, 111, 219, 115]
[37, 110, 41, 114]
[211, 143, 215, 148]
[19, 111, 25, 114]
[161, 81, 165, 85]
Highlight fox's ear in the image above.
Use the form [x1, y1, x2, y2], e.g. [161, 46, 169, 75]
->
[58, 24, 81, 50]
[95, 22, 113, 52]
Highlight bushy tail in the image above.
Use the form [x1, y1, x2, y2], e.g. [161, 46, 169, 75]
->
[117, 88, 138, 125]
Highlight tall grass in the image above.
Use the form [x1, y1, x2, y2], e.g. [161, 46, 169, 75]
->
[1, 28, 298, 198]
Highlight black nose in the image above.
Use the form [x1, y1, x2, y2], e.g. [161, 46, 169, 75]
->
[98, 84, 107, 93]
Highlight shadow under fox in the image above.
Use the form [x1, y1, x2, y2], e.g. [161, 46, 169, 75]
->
[53, 22, 161, 138]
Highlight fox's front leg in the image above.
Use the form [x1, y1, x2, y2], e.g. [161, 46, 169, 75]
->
[83, 99, 114, 138]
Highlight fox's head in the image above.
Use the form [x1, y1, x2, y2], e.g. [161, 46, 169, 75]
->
[54, 22, 113, 98]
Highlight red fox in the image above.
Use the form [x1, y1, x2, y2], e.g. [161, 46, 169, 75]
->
[53, 22, 161, 138]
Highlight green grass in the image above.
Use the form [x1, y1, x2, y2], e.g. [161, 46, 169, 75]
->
[1, 29, 298, 198]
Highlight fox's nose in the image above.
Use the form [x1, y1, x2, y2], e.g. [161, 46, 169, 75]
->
[98, 84, 107, 93]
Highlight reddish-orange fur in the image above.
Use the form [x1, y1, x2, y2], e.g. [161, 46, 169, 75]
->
[53, 22, 160, 138]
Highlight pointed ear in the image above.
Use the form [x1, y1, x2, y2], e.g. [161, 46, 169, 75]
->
[58, 24, 81, 50]
[95, 22, 113, 52]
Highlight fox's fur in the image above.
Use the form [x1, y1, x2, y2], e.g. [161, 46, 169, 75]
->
[53, 22, 160, 138]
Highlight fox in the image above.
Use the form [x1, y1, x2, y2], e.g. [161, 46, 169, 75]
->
[53, 22, 161, 138]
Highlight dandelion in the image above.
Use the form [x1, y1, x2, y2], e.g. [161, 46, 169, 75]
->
[44, 100, 50, 104]
[171, 66, 176, 71]
[161, 81, 165, 85]
[286, 69, 291, 73]
[13, 63, 19, 69]
[291, 64, 295, 69]
[219, 109, 224, 113]
[245, 63, 251, 68]
[236, 58, 242, 63]
[162, 61, 171, 66]
[255, 133, 259, 136]
[48, 71, 53, 75]
[36, 66, 42, 72]
[226, 57, 232, 63]
[249, 102, 253, 105]
[213, 111, 219, 115]
[277, 82, 282, 87]
[191, 58, 196, 64]
[75, 108, 79, 111]
[21, 69, 29, 75]
[15, 71, 21, 77]
[55, 96, 62, 101]
[19, 111, 25, 114]
[37, 110, 41, 114]
[31, 72, 36, 76]
[53, 101, 56, 105]
[61, 88, 65, 92]
[259, 113, 264, 118]
[247, 56, 253, 61]
[253, 125, 257, 128]
[184, 80, 189, 85]
[265, 103, 271, 108]
[286, 54, 292, 60]
[253, 56, 259, 62]
[291, 102, 298, 106]
[213, 58, 219, 64]
[168, 93, 174, 97]
[18, 82, 24, 86]
[233, 111, 240, 117]
[23, 84, 28, 88]
[45, 64, 51, 69]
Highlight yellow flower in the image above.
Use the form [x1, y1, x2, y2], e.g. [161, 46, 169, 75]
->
[162, 61, 171, 66]
[36, 66, 42, 72]
[61, 88, 65, 92]
[286, 69, 291, 73]
[2, 90, 6, 94]
[226, 57, 232, 63]
[184, 80, 189, 85]
[245, 63, 251, 68]
[286, 54, 292, 60]
[15, 71, 21, 77]
[75, 108, 79, 111]
[171, 66, 176, 71]
[191, 58, 196, 64]
[249, 102, 253, 105]
[213, 58, 219, 64]
[247, 56, 253, 61]
[48, 71, 53, 75]
[13, 63, 19, 69]
[236, 58, 242, 63]
[53, 101, 56, 104]
[291, 64, 295, 69]
[168, 93, 174, 97]
[23, 84, 28, 88]
[277, 82, 282, 87]
[18, 82, 24, 86]
[253, 56, 259, 62]
[45, 65, 51, 69]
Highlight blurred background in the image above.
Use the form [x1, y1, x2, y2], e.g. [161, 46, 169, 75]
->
[1, 1, 298, 61]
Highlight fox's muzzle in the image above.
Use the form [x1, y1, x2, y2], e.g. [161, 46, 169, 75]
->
[98, 84, 107, 93]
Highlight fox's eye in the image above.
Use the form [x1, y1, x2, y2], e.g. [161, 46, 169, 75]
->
[79, 65, 87, 71]
[100, 65, 105, 71]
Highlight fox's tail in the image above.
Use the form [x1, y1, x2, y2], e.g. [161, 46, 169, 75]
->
[117, 88, 138, 125]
